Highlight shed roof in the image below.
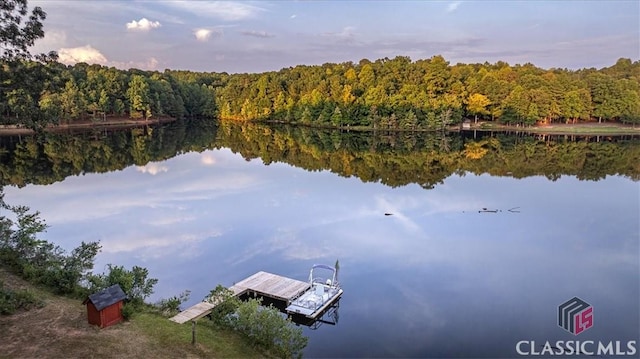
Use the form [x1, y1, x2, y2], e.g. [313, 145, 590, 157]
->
[85, 284, 127, 311]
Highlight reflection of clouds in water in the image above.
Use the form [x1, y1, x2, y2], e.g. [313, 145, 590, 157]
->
[392, 281, 446, 332]
[200, 153, 216, 165]
[135, 162, 169, 175]
[374, 196, 422, 234]
[229, 227, 334, 265]
[7, 157, 260, 226]
[101, 230, 222, 259]
[3, 144, 638, 357]
[231, 191, 443, 264]
[163, 173, 258, 196]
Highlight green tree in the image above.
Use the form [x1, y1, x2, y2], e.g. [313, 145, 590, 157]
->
[330, 106, 343, 127]
[0, 191, 100, 295]
[588, 73, 622, 122]
[6, 88, 35, 122]
[561, 89, 591, 123]
[0, 0, 57, 128]
[126, 75, 151, 119]
[619, 88, 640, 126]
[358, 63, 375, 88]
[0, 0, 53, 61]
[399, 109, 418, 130]
[60, 78, 85, 121]
[38, 91, 62, 123]
[45, 241, 101, 294]
[88, 264, 158, 306]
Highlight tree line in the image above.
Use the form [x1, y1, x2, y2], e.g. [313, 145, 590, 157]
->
[0, 60, 220, 129]
[0, 0, 220, 129]
[2, 0, 639, 131]
[5, 54, 638, 132]
[215, 56, 640, 129]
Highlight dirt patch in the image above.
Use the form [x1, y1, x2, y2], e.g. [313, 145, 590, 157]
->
[0, 268, 263, 358]
[0, 269, 173, 358]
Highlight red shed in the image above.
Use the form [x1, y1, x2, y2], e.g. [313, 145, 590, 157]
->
[83, 284, 127, 328]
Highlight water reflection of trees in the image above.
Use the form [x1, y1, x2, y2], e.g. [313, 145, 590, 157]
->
[0, 119, 218, 187]
[214, 121, 640, 187]
[0, 119, 638, 188]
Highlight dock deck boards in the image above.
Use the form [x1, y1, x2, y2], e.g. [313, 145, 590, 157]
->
[169, 301, 216, 324]
[169, 271, 310, 324]
[230, 271, 310, 301]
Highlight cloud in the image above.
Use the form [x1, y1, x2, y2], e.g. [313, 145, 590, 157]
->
[322, 26, 357, 43]
[194, 28, 223, 41]
[240, 30, 274, 38]
[58, 45, 159, 70]
[136, 163, 169, 175]
[290, 14, 297, 19]
[165, 1, 263, 21]
[58, 45, 108, 65]
[140, 57, 159, 70]
[126, 18, 162, 31]
[37, 29, 67, 48]
[447, 1, 462, 13]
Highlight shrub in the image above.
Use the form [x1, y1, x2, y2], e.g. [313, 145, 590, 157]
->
[0, 281, 43, 315]
[229, 298, 307, 359]
[155, 290, 191, 316]
[205, 285, 241, 326]
[121, 302, 136, 320]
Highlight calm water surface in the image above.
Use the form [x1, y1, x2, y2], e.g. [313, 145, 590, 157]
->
[4, 141, 639, 357]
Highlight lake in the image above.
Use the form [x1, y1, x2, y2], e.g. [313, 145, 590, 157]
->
[1, 120, 638, 358]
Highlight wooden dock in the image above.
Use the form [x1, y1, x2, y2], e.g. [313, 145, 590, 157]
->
[169, 271, 310, 324]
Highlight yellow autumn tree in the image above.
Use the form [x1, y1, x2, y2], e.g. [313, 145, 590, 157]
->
[467, 93, 491, 123]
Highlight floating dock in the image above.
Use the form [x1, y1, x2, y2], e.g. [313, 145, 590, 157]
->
[169, 271, 310, 324]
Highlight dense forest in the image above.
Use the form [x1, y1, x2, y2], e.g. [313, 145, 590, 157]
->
[215, 56, 640, 129]
[2, 56, 640, 131]
[0, 59, 220, 129]
[0, 1, 219, 129]
[1, 0, 639, 188]
[1, 119, 638, 189]
[1, 1, 639, 130]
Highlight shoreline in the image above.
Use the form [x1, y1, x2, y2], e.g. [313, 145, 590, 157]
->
[246, 117, 640, 136]
[0, 117, 177, 136]
[2, 117, 639, 137]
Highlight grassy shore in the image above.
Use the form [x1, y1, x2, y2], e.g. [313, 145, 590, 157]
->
[0, 267, 263, 358]
[476, 122, 640, 135]
[3, 117, 638, 137]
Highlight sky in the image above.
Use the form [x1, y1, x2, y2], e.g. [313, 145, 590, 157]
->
[30, 0, 640, 74]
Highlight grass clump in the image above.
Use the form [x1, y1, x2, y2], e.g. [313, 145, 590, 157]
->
[0, 280, 44, 314]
